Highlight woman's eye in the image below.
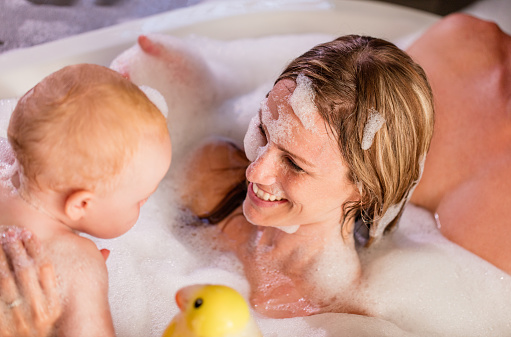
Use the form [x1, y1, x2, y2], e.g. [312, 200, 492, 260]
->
[286, 157, 305, 173]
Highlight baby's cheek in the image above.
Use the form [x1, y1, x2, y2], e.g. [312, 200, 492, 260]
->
[243, 114, 266, 162]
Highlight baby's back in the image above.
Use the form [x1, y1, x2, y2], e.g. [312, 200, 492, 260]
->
[0, 137, 116, 336]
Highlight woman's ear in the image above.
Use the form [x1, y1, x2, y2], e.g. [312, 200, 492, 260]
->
[64, 191, 95, 221]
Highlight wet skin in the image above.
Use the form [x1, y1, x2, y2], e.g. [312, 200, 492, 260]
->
[183, 79, 364, 318]
[408, 13, 511, 273]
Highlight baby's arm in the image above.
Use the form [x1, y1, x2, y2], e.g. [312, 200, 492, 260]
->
[52, 236, 115, 336]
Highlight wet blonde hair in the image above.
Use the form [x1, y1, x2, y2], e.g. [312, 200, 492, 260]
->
[277, 35, 434, 244]
[8, 63, 169, 195]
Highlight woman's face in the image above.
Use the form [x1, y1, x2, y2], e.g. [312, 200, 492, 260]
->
[243, 78, 357, 230]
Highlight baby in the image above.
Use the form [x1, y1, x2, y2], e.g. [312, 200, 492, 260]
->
[0, 64, 172, 336]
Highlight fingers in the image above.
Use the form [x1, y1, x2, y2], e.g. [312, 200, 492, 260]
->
[0, 226, 62, 337]
[22, 229, 42, 263]
[39, 263, 62, 322]
[0, 228, 22, 304]
[18, 229, 62, 334]
[100, 248, 110, 261]
[0, 227, 29, 336]
[4, 230, 45, 305]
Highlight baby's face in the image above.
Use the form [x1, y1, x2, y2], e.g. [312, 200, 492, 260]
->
[81, 134, 172, 239]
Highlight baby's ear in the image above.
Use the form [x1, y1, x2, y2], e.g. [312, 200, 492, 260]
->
[64, 190, 94, 221]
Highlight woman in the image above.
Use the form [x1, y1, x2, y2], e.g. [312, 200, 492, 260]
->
[182, 34, 434, 318]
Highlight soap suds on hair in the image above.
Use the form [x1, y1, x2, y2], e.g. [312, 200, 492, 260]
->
[371, 199, 405, 239]
[139, 85, 169, 118]
[361, 108, 385, 150]
[370, 155, 427, 239]
[289, 73, 317, 130]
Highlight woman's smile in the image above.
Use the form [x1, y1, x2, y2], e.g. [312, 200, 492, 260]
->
[242, 79, 356, 229]
[247, 182, 287, 208]
[251, 182, 284, 202]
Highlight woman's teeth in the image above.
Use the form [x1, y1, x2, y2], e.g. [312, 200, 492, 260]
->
[252, 183, 282, 201]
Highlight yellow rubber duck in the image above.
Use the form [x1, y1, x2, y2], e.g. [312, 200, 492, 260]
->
[162, 284, 262, 337]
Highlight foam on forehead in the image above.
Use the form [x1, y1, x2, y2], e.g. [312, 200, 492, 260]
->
[289, 74, 318, 130]
[263, 100, 296, 145]
[243, 112, 266, 162]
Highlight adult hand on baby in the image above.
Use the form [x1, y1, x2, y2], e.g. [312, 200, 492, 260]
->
[0, 227, 62, 337]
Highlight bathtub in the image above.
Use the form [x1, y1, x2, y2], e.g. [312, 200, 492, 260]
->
[1, 1, 510, 336]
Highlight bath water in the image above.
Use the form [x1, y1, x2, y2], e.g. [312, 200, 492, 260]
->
[1, 33, 510, 337]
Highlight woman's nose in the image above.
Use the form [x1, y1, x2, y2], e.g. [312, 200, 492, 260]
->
[246, 147, 277, 186]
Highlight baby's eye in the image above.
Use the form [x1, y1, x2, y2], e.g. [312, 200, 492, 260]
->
[285, 157, 305, 173]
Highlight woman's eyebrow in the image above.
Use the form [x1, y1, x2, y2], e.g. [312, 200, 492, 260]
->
[277, 144, 315, 168]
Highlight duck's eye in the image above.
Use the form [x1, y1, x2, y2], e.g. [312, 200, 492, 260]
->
[194, 298, 203, 308]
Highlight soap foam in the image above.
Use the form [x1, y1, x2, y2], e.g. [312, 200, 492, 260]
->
[289, 73, 318, 130]
[361, 108, 385, 150]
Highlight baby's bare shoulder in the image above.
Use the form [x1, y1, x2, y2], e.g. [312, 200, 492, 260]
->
[46, 233, 114, 335]
[47, 233, 106, 271]
[46, 233, 108, 292]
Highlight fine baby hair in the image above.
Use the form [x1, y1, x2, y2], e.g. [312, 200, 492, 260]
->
[276, 34, 434, 244]
[8, 63, 169, 197]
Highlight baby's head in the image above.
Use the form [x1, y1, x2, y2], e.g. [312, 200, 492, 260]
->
[8, 63, 172, 238]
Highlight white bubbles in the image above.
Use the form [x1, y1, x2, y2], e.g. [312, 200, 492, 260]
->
[273, 225, 300, 234]
[0, 138, 18, 193]
[361, 108, 385, 150]
[138, 85, 169, 118]
[289, 73, 317, 130]
[372, 200, 405, 239]
[0, 98, 18, 139]
[243, 112, 266, 162]
[261, 97, 296, 147]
